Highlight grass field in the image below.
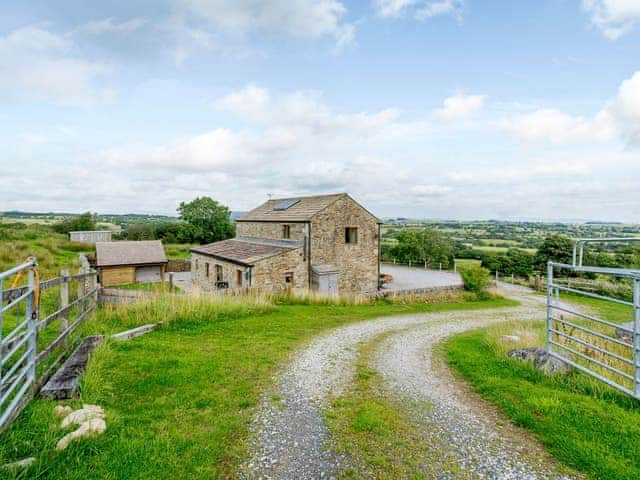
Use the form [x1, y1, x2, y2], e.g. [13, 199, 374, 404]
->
[0, 293, 515, 479]
[446, 293, 640, 480]
[0, 224, 195, 279]
[454, 258, 482, 268]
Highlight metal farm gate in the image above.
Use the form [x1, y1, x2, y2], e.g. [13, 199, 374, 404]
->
[0, 259, 38, 429]
[546, 238, 640, 399]
[0, 258, 99, 432]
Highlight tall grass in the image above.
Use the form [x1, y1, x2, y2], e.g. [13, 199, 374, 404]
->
[86, 291, 276, 335]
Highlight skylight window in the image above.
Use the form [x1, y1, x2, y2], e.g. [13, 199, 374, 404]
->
[273, 198, 300, 210]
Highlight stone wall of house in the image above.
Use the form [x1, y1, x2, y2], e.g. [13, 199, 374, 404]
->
[236, 221, 308, 242]
[191, 253, 248, 292]
[252, 247, 307, 290]
[310, 196, 379, 294]
[191, 248, 307, 292]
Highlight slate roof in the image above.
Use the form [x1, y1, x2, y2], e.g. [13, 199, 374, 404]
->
[191, 238, 302, 266]
[237, 193, 348, 222]
[95, 240, 167, 267]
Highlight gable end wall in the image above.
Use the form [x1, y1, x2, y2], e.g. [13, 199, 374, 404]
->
[310, 196, 379, 293]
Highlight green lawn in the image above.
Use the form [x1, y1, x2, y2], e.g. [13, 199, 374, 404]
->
[164, 243, 196, 259]
[326, 333, 462, 479]
[446, 320, 640, 480]
[0, 294, 516, 479]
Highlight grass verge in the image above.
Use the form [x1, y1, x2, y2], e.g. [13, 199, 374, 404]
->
[0, 293, 515, 479]
[325, 333, 460, 479]
[445, 321, 640, 480]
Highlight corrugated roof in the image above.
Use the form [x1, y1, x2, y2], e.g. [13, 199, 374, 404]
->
[95, 240, 167, 267]
[237, 193, 347, 222]
[191, 238, 301, 265]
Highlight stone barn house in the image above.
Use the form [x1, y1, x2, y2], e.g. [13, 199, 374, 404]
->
[96, 240, 168, 287]
[191, 193, 381, 294]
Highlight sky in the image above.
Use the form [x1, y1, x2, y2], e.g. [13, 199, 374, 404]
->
[0, 0, 639, 221]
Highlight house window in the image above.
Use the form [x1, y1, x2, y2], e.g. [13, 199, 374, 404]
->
[345, 227, 358, 244]
[205, 263, 209, 277]
[236, 269, 243, 287]
[282, 224, 291, 239]
[216, 264, 224, 283]
[285, 272, 294, 285]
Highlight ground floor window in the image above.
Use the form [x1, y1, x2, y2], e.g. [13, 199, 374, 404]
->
[236, 269, 243, 286]
[205, 262, 209, 277]
[216, 264, 224, 283]
[285, 272, 294, 285]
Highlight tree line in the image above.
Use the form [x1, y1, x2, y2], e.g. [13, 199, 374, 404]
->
[384, 229, 640, 276]
[53, 197, 236, 245]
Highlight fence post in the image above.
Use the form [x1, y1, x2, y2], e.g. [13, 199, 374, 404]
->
[495, 270, 499, 283]
[546, 262, 554, 355]
[169, 272, 174, 292]
[26, 266, 37, 384]
[454, 262, 457, 273]
[60, 269, 69, 348]
[439, 262, 442, 271]
[511, 273, 514, 284]
[424, 260, 427, 270]
[633, 277, 640, 398]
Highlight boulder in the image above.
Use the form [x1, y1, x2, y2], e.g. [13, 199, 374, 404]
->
[615, 322, 633, 343]
[507, 347, 571, 375]
[2, 457, 35, 469]
[500, 335, 520, 342]
[56, 418, 106, 450]
[60, 404, 104, 429]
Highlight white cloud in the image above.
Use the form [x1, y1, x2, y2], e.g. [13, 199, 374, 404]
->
[0, 26, 111, 106]
[582, 0, 640, 39]
[77, 17, 147, 35]
[374, 0, 463, 21]
[501, 108, 615, 143]
[502, 70, 640, 145]
[432, 93, 485, 122]
[410, 184, 452, 196]
[173, 0, 354, 47]
[607, 70, 640, 144]
[448, 160, 592, 185]
[216, 85, 401, 134]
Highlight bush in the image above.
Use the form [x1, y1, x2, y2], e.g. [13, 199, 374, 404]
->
[460, 265, 489, 293]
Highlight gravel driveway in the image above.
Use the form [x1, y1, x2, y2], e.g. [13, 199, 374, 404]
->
[240, 287, 577, 479]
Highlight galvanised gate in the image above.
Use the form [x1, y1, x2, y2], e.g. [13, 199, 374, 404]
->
[546, 238, 640, 399]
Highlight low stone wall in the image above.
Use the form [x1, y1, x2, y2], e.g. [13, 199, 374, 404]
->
[375, 284, 464, 298]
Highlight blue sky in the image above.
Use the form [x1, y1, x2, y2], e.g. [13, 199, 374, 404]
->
[1, 0, 639, 221]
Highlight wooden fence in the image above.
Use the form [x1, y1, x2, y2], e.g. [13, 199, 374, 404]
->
[0, 259, 99, 432]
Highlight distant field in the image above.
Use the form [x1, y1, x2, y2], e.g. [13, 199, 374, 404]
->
[1, 217, 59, 225]
[472, 245, 537, 254]
[454, 258, 481, 268]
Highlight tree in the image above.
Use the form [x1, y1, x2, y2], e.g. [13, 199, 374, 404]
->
[52, 212, 96, 234]
[535, 234, 573, 270]
[459, 264, 489, 293]
[178, 197, 235, 244]
[390, 228, 453, 268]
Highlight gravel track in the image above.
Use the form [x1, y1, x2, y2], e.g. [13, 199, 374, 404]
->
[240, 287, 577, 479]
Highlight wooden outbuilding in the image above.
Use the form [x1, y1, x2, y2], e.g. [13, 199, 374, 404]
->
[95, 240, 167, 287]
